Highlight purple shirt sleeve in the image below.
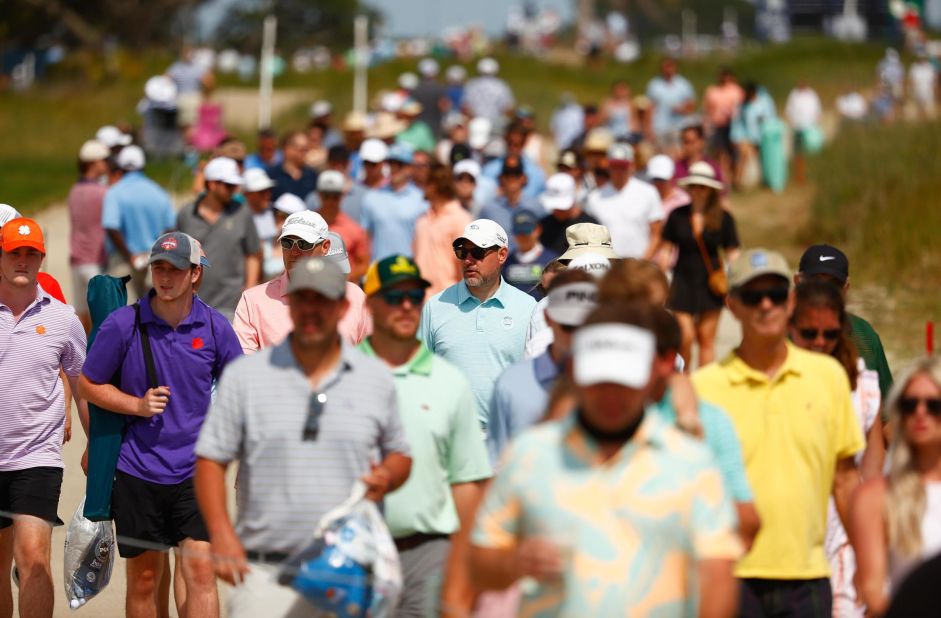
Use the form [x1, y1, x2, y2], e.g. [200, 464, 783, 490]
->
[82, 309, 132, 384]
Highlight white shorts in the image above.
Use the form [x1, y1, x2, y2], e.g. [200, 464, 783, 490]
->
[70, 264, 103, 314]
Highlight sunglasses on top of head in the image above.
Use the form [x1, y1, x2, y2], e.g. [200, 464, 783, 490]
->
[381, 288, 426, 306]
[737, 286, 789, 307]
[898, 396, 941, 417]
[453, 244, 496, 261]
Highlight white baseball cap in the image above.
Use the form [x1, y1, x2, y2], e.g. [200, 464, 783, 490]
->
[477, 57, 499, 75]
[243, 168, 276, 192]
[646, 154, 675, 181]
[540, 173, 577, 211]
[359, 138, 389, 164]
[309, 100, 332, 118]
[279, 209, 329, 245]
[144, 75, 178, 105]
[468, 117, 492, 150]
[78, 140, 110, 163]
[418, 58, 439, 77]
[445, 65, 466, 83]
[116, 145, 146, 171]
[453, 159, 481, 181]
[568, 253, 612, 279]
[573, 323, 656, 388]
[607, 142, 635, 164]
[96, 125, 132, 148]
[545, 281, 598, 327]
[454, 219, 508, 249]
[273, 193, 308, 215]
[398, 72, 419, 90]
[204, 157, 243, 185]
[317, 170, 346, 193]
[324, 231, 351, 274]
[0, 204, 22, 227]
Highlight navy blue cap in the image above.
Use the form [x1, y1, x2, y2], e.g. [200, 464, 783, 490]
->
[512, 210, 540, 236]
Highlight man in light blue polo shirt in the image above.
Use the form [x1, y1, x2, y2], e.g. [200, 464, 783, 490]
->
[360, 142, 429, 260]
[102, 145, 176, 298]
[419, 219, 536, 430]
[645, 57, 697, 149]
[488, 269, 597, 463]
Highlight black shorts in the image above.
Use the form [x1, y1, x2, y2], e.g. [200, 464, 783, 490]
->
[0, 467, 63, 529]
[709, 125, 736, 160]
[111, 470, 209, 559]
[740, 577, 832, 618]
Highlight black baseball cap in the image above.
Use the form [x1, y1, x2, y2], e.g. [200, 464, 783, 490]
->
[512, 210, 540, 236]
[798, 244, 849, 283]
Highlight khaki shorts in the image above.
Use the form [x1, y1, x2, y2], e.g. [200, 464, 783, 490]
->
[176, 92, 202, 127]
[71, 264, 104, 314]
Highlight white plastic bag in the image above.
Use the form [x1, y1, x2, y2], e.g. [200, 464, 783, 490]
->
[63, 498, 115, 610]
[277, 481, 403, 617]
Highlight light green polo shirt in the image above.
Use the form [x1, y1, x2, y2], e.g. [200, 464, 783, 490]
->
[359, 340, 493, 538]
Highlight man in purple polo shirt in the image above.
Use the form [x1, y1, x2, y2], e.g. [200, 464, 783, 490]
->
[0, 217, 87, 618]
[79, 232, 242, 618]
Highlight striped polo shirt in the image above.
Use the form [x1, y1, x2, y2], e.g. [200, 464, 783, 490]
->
[195, 338, 411, 554]
[0, 285, 86, 471]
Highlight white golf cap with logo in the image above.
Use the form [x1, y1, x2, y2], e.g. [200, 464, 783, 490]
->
[546, 281, 598, 327]
[317, 170, 346, 193]
[573, 323, 656, 388]
[454, 219, 508, 249]
[203, 157, 243, 185]
[279, 210, 329, 245]
[567, 252, 612, 278]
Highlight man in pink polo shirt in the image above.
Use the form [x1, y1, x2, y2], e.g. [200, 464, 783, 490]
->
[0, 218, 87, 618]
[232, 210, 370, 352]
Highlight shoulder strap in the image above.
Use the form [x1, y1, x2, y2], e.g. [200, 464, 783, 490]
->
[134, 302, 160, 389]
[691, 213, 719, 275]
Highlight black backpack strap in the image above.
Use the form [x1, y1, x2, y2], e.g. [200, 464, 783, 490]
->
[133, 302, 159, 389]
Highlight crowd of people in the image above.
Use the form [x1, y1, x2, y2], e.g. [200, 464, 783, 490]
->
[0, 51, 939, 618]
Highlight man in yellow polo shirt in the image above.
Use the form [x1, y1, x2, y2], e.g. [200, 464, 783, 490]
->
[693, 248, 864, 617]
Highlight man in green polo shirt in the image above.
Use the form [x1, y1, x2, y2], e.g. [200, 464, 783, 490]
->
[359, 255, 493, 618]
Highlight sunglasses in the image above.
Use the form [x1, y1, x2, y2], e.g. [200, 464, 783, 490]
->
[797, 328, 842, 341]
[381, 288, 426, 306]
[280, 237, 319, 252]
[899, 397, 941, 417]
[559, 323, 578, 333]
[453, 245, 496, 261]
[303, 392, 327, 441]
[738, 286, 789, 307]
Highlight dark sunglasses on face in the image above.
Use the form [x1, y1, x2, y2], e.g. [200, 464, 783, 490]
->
[797, 328, 842, 341]
[381, 288, 426, 306]
[303, 392, 327, 441]
[898, 397, 941, 417]
[453, 244, 496, 260]
[280, 237, 318, 251]
[559, 323, 578, 333]
[738, 286, 789, 307]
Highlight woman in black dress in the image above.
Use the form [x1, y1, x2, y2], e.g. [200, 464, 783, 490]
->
[652, 161, 740, 368]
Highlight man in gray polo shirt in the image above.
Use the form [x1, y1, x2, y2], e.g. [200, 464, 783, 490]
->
[194, 257, 412, 618]
[177, 157, 261, 320]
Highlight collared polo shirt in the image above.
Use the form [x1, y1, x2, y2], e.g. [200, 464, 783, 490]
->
[473, 413, 742, 617]
[360, 183, 429, 261]
[645, 74, 696, 137]
[692, 342, 865, 579]
[67, 179, 108, 266]
[176, 196, 261, 316]
[101, 171, 176, 255]
[358, 340, 491, 538]
[232, 273, 370, 352]
[82, 292, 243, 484]
[481, 154, 547, 200]
[195, 340, 411, 553]
[267, 163, 318, 201]
[412, 200, 471, 296]
[419, 278, 536, 428]
[586, 178, 664, 258]
[488, 349, 558, 462]
[0, 287, 86, 471]
[653, 391, 753, 503]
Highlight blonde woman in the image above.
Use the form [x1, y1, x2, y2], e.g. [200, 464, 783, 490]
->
[852, 356, 941, 615]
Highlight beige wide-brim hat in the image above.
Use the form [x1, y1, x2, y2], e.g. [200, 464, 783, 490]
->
[677, 161, 724, 191]
[558, 223, 619, 262]
[367, 112, 407, 140]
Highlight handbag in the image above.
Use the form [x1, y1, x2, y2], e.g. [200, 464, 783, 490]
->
[692, 217, 729, 297]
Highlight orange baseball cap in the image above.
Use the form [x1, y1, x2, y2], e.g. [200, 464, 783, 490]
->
[1, 217, 45, 254]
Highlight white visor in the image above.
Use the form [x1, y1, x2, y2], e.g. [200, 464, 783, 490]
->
[573, 324, 655, 388]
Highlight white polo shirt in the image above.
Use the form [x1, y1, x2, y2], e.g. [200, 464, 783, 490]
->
[586, 178, 663, 258]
